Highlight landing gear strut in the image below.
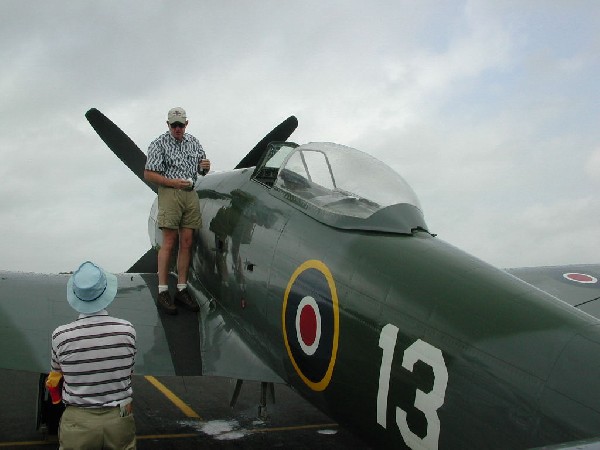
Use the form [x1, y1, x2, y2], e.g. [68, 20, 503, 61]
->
[230, 379, 275, 419]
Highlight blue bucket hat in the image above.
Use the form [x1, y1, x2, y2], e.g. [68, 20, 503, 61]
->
[66, 261, 118, 314]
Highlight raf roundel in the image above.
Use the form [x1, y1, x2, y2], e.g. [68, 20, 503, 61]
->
[563, 273, 598, 284]
[282, 260, 339, 391]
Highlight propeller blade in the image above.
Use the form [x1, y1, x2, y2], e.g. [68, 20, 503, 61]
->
[234, 116, 298, 169]
[85, 108, 157, 193]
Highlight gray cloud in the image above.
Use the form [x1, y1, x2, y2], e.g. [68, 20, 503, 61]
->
[1, 0, 599, 273]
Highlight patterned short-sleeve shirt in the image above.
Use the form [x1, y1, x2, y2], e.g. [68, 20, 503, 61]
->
[145, 131, 206, 181]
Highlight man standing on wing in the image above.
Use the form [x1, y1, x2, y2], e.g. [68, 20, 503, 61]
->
[144, 107, 211, 314]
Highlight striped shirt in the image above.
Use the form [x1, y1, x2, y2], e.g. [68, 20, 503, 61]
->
[146, 131, 206, 181]
[51, 310, 136, 407]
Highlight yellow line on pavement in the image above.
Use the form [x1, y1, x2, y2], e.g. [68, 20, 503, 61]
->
[137, 433, 198, 440]
[144, 375, 202, 419]
[0, 441, 52, 447]
[252, 423, 338, 433]
[0, 423, 340, 446]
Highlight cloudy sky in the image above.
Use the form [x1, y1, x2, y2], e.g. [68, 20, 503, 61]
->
[1, 1, 599, 273]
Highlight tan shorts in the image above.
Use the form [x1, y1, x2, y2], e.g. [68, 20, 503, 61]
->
[157, 186, 202, 230]
[59, 405, 136, 450]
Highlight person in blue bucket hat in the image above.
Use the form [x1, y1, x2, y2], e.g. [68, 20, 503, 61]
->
[49, 261, 137, 449]
[66, 260, 119, 313]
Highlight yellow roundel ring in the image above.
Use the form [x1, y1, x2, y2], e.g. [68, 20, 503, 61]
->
[282, 259, 340, 391]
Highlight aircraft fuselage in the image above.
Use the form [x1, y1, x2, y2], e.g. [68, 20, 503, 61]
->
[188, 168, 600, 449]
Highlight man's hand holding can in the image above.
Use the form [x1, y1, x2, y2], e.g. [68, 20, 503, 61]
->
[199, 158, 211, 175]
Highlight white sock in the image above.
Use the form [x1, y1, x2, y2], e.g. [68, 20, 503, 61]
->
[158, 285, 168, 293]
[177, 284, 187, 291]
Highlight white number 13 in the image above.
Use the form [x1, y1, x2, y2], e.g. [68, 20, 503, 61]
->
[377, 324, 449, 450]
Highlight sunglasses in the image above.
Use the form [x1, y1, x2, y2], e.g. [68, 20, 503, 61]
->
[170, 122, 186, 129]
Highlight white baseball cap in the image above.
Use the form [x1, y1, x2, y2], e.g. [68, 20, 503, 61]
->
[167, 107, 187, 124]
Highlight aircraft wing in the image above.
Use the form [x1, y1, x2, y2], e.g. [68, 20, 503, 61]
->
[0, 271, 190, 375]
[506, 264, 600, 319]
[0, 270, 282, 382]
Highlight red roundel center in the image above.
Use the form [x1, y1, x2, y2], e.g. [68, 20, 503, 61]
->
[299, 305, 317, 346]
[569, 274, 593, 282]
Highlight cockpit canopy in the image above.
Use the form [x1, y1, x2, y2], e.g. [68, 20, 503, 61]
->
[252, 142, 428, 234]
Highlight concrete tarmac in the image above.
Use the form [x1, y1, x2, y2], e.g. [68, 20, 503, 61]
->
[0, 369, 370, 449]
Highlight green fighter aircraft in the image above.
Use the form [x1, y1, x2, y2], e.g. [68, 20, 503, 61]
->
[2, 108, 600, 449]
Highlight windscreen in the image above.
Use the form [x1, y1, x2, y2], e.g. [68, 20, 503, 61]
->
[273, 142, 422, 219]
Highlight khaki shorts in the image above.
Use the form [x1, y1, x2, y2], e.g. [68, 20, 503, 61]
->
[59, 405, 136, 450]
[158, 186, 202, 230]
